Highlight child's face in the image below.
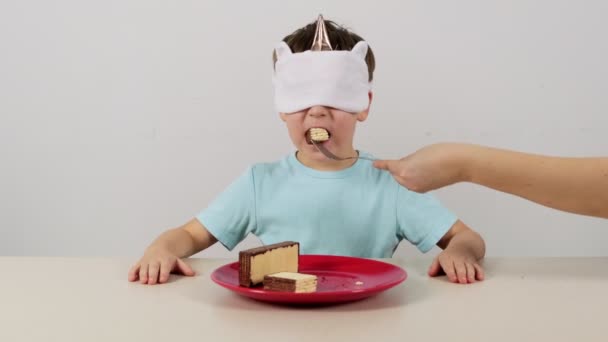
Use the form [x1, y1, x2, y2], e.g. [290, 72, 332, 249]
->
[280, 92, 372, 169]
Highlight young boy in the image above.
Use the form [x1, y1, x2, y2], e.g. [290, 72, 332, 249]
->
[128, 16, 486, 286]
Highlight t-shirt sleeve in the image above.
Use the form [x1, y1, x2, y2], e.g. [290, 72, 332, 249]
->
[396, 185, 458, 253]
[196, 167, 257, 250]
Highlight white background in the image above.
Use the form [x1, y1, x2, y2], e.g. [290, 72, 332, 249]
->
[1, 0, 606, 258]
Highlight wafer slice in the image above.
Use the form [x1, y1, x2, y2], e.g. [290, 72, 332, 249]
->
[309, 128, 329, 142]
[238, 241, 299, 287]
[263, 272, 317, 293]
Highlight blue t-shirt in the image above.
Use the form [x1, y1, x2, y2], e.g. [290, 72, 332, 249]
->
[196, 152, 458, 258]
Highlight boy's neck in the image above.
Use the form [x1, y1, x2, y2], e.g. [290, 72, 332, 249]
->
[295, 150, 359, 171]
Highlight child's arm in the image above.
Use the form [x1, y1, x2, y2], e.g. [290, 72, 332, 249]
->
[374, 143, 608, 219]
[428, 220, 486, 284]
[128, 219, 217, 285]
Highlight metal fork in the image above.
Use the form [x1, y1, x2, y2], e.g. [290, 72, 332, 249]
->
[311, 140, 376, 161]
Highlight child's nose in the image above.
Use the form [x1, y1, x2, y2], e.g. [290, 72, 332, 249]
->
[307, 106, 329, 118]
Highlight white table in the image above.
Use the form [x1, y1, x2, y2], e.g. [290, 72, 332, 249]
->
[1, 257, 606, 341]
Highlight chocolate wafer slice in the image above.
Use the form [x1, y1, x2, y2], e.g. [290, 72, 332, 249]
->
[263, 272, 317, 293]
[238, 241, 299, 287]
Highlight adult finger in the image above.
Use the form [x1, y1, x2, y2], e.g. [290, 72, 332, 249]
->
[372, 159, 391, 171]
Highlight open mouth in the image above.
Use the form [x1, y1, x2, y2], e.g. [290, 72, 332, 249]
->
[306, 127, 331, 145]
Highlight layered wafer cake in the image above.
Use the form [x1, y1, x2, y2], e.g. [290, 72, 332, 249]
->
[263, 272, 317, 293]
[309, 127, 329, 142]
[239, 241, 299, 287]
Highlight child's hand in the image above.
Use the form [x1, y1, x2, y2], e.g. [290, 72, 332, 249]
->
[428, 248, 484, 284]
[128, 247, 195, 285]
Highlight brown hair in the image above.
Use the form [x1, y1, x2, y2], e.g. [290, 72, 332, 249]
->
[273, 19, 376, 82]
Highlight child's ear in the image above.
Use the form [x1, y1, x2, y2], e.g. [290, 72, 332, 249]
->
[357, 91, 373, 122]
[275, 42, 293, 61]
[351, 41, 368, 60]
[279, 112, 287, 122]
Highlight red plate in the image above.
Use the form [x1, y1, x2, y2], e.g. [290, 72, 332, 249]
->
[211, 255, 407, 304]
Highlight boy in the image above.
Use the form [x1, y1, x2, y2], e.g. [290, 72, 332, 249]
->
[129, 16, 486, 285]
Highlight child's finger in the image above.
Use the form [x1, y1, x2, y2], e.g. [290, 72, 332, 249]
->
[176, 259, 195, 276]
[441, 259, 458, 283]
[454, 261, 468, 284]
[159, 261, 172, 283]
[474, 263, 485, 281]
[427, 258, 441, 276]
[465, 263, 476, 283]
[128, 264, 140, 282]
[139, 264, 149, 284]
[148, 262, 160, 285]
